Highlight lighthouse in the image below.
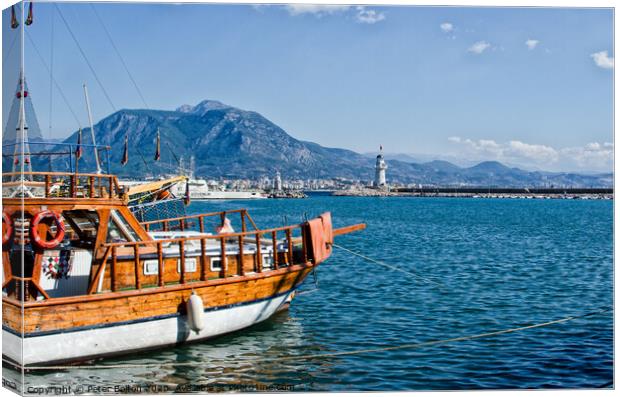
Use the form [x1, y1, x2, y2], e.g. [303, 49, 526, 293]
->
[274, 171, 283, 191]
[374, 145, 388, 189]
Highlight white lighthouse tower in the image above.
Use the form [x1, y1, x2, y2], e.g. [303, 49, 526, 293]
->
[374, 145, 388, 189]
[274, 171, 283, 191]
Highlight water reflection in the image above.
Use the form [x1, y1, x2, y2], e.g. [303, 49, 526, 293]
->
[13, 308, 333, 392]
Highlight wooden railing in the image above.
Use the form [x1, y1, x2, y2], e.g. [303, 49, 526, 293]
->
[90, 222, 310, 294]
[3, 276, 50, 301]
[140, 209, 259, 233]
[2, 171, 123, 199]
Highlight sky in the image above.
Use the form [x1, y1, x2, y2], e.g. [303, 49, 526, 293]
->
[2, 3, 614, 172]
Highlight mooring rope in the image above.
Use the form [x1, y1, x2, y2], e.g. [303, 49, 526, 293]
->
[331, 243, 444, 287]
[10, 307, 610, 371]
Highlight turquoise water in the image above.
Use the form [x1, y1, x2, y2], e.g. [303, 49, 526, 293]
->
[8, 196, 613, 391]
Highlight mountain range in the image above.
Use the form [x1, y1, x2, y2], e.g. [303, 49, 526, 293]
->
[43, 100, 611, 187]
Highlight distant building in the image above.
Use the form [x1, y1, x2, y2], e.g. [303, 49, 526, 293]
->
[374, 146, 388, 189]
[274, 171, 282, 191]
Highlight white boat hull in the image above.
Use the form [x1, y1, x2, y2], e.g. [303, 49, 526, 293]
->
[189, 191, 266, 200]
[3, 291, 292, 366]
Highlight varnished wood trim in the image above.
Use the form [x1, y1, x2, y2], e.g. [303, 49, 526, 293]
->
[4, 262, 315, 308]
[2, 251, 12, 285]
[88, 246, 111, 294]
[2, 199, 125, 206]
[157, 242, 164, 287]
[333, 223, 366, 236]
[272, 231, 279, 269]
[179, 240, 185, 284]
[219, 237, 227, 278]
[256, 233, 262, 272]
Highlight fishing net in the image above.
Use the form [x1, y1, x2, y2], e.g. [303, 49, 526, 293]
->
[130, 198, 186, 224]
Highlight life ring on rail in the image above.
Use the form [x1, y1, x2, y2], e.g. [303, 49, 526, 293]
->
[30, 210, 65, 250]
[2, 212, 13, 247]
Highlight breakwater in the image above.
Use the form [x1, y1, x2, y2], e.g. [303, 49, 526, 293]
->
[332, 187, 613, 199]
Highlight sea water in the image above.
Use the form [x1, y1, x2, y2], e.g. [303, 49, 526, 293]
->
[6, 196, 613, 391]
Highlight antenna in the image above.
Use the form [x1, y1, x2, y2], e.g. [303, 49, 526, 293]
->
[83, 83, 101, 174]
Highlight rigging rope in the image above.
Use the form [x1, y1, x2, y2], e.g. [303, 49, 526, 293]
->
[91, 3, 175, 173]
[8, 307, 610, 371]
[90, 4, 149, 109]
[2, 32, 18, 67]
[25, 31, 82, 129]
[53, 4, 116, 112]
[166, 142, 182, 166]
[332, 243, 444, 287]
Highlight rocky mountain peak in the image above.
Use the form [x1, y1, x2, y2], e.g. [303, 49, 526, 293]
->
[176, 100, 231, 116]
[39, 100, 611, 187]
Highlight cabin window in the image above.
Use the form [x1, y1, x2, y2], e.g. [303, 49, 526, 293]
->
[107, 218, 127, 243]
[210, 257, 222, 271]
[61, 210, 100, 248]
[115, 211, 141, 241]
[107, 210, 140, 243]
[177, 257, 197, 273]
[262, 255, 274, 270]
[143, 260, 159, 275]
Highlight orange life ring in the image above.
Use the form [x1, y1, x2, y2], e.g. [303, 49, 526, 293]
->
[2, 212, 13, 247]
[30, 210, 65, 250]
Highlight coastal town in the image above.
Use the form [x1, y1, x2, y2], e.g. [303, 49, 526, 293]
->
[169, 149, 613, 200]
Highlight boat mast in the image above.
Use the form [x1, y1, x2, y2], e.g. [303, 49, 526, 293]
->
[83, 83, 101, 174]
[13, 2, 32, 181]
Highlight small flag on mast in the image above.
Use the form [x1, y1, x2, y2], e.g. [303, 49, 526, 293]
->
[154, 129, 161, 161]
[76, 128, 83, 160]
[11, 5, 19, 29]
[121, 135, 129, 166]
[25, 2, 33, 26]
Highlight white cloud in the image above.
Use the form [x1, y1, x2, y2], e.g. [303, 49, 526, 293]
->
[468, 41, 491, 54]
[508, 140, 558, 163]
[284, 4, 350, 16]
[525, 39, 539, 50]
[560, 142, 613, 170]
[590, 51, 614, 69]
[447, 137, 503, 159]
[281, 5, 385, 24]
[355, 7, 385, 24]
[440, 22, 453, 33]
[448, 137, 613, 172]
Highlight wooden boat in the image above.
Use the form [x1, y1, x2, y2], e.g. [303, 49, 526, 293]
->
[1, 171, 365, 366]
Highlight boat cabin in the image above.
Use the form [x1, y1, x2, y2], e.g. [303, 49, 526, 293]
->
[2, 170, 328, 302]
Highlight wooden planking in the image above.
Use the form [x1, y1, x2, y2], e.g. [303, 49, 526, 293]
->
[9, 263, 313, 308]
[2, 300, 23, 331]
[5, 267, 312, 334]
[100, 252, 271, 291]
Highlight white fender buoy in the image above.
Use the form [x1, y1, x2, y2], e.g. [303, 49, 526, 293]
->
[186, 292, 205, 332]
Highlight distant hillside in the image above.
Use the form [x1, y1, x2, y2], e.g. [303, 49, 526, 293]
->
[43, 100, 612, 187]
